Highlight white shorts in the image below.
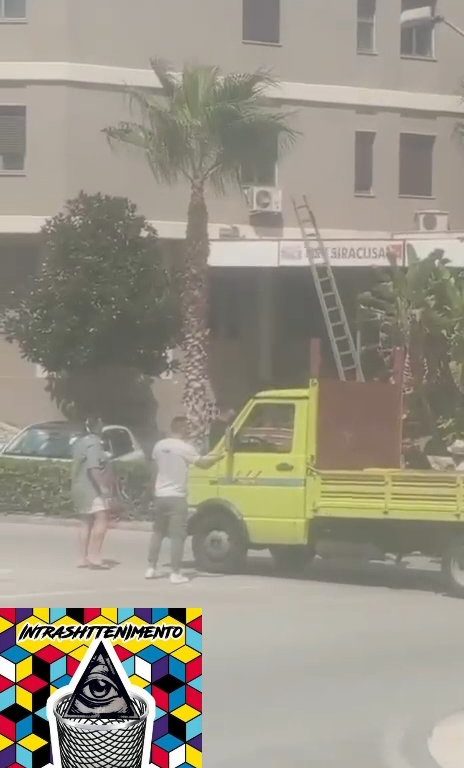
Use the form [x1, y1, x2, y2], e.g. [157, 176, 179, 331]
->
[86, 497, 111, 515]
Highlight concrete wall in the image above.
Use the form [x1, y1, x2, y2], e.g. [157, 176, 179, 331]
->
[0, 337, 60, 426]
[2, 83, 463, 232]
[2, 0, 464, 230]
[3, 0, 464, 95]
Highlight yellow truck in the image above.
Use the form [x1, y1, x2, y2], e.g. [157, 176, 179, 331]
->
[188, 379, 464, 596]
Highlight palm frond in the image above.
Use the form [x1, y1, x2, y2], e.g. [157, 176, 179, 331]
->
[205, 108, 298, 186]
[104, 84, 197, 182]
[406, 243, 420, 265]
[212, 69, 277, 104]
[105, 62, 298, 191]
[149, 57, 179, 98]
[181, 63, 220, 119]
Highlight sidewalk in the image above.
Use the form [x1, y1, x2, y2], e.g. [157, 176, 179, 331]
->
[0, 512, 152, 531]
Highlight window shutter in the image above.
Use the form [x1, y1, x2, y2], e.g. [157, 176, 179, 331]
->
[0, 107, 26, 155]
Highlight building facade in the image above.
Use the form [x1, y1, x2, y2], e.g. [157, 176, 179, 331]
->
[1, 0, 464, 428]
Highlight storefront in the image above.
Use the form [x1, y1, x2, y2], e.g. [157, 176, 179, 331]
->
[2, 233, 463, 429]
[207, 238, 406, 403]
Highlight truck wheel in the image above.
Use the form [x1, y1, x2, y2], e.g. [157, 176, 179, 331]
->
[192, 514, 247, 573]
[442, 540, 464, 597]
[270, 545, 312, 575]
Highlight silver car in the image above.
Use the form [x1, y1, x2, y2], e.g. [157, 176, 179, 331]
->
[0, 421, 145, 463]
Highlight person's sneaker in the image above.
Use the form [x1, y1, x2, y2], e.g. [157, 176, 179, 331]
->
[169, 572, 189, 585]
[145, 567, 162, 580]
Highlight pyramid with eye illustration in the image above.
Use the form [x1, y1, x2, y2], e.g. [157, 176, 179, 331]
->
[63, 641, 138, 719]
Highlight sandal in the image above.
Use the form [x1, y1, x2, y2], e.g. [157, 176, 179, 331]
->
[88, 561, 110, 570]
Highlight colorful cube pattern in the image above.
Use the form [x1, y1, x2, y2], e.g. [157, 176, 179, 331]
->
[0, 609, 202, 768]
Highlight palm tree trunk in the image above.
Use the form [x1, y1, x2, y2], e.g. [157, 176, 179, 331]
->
[182, 180, 214, 445]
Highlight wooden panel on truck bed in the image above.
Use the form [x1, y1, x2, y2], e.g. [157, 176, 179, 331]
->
[316, 380, 402, 470]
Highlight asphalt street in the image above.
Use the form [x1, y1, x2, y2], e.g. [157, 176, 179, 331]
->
[0, 519, 463, 768]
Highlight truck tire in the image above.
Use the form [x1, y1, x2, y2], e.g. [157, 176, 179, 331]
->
[270, 545, 312, 575]
[192, 513, 247, 573]
[442, 540, 464, 597]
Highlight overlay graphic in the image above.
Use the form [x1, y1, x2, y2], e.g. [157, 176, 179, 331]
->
[0, 609, 202, 768]
[62, 641, 139, 719]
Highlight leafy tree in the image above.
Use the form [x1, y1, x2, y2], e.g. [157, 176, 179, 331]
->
[3, 192, 180, 434]
[357, 246, 464, 441]
[104, 60, 298, 442]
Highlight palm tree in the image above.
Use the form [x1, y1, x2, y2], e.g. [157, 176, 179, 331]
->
[357, 246, 464, 438]
[104, 60, 298, 442]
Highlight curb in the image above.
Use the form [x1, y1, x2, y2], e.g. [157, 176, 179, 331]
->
[0, 513, 152, 532]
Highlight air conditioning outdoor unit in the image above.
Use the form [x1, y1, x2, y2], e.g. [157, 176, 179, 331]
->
[415, 210, 450, 232]
[246, 186, 282, 214]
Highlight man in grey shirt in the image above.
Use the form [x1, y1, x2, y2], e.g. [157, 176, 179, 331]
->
[146, 416, 224, 584]
[72, 415, 114, 569]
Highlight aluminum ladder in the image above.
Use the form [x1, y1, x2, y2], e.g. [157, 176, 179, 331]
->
[292, 195, 365, 382]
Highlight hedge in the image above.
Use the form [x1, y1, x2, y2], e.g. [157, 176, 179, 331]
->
[0, 457, 152, 518]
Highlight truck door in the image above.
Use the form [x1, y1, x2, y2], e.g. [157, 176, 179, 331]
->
[218, 399, 307, 545]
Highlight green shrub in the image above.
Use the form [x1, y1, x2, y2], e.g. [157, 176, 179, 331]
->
[0, 458, 152, 518]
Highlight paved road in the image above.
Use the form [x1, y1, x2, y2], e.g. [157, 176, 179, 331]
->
[0, 520, 463, 767]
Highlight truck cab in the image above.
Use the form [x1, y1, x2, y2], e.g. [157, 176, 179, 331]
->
[188, 390, 303, 573]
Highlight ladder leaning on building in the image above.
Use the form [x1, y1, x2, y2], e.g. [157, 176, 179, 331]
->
[292, 195, 365, 382]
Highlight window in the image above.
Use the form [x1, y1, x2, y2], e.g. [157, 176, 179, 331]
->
[401, 0, 435, 58]
[0, 0, 26, 19]
[234, 403, 295, 453]
[0, 245, 38, 310]
[104, 428, 134, 459]
[357, 0, 376, 53]
[242, 0, 280, 44]
[355, 131, 375, 194]
[3, 427, 80, 459]
[241, 135, 278, 187]
[0, 106, 26, 171]
[399, 133, 435, 197]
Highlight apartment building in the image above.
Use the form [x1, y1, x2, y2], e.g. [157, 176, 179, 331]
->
[1, 0, 464, 427]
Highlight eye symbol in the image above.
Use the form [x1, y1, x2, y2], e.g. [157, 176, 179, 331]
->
[82, 676, 118, 702]
[63, 642, 137, 720]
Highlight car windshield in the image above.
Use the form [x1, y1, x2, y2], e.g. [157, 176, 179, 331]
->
[3, 427, 82, 459]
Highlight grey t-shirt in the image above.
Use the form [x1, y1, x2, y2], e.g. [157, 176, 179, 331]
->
[71, 434, 109, 514]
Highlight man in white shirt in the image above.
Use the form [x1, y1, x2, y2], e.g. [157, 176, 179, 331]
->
[146, 416, 224, 584]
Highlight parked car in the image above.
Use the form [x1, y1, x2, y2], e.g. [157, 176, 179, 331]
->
[0, 421, 145, 464]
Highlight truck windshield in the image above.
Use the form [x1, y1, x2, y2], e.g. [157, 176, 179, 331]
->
[234, 403, 295, 453]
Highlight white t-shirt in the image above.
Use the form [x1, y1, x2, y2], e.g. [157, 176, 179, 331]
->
[152, 438, 200, 498]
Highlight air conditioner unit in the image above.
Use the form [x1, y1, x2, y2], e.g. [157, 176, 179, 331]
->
[415, 210, 450, 233]
[246, 186, 282, 214]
